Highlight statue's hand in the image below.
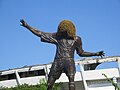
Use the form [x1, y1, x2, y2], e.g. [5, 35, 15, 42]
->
[20, 19, 27, 27]
[96, 51, 105, 58]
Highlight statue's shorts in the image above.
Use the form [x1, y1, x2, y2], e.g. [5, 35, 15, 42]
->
[48, 58, 76, 79]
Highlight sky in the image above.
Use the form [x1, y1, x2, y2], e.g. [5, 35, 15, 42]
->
[0, 0, 120, 70]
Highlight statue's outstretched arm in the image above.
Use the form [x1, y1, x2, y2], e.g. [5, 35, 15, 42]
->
[20, 19, 41, 37]
[76, 36, 105, 58]
[79, 50, 104, 58]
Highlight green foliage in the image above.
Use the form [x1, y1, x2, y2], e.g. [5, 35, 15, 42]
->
[102, 73, 120, 90]
[0, 79, 59, 90]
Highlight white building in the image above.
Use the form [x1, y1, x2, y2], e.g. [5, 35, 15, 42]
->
[0, 56, 120, 90]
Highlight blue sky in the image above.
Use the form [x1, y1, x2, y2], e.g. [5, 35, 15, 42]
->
[0, 0, 120, 70]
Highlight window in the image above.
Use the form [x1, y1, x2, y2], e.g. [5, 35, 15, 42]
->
[0, 69, 46, 81]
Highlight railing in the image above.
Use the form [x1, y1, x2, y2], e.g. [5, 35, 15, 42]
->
[75, 56, 120, 90]
[0, 56, 120, 89]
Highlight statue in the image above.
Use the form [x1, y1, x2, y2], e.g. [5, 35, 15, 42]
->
[20, 19, 104, 90]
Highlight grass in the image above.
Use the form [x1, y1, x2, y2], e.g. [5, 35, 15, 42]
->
[0, 79, 59, 90]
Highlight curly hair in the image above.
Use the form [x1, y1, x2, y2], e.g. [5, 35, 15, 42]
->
[56, 20, 76, 39]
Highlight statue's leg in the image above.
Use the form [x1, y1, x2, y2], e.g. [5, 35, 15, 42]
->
[47, 59, 62, 90]
[68, 75, 75, 90]
[64, 59, 75, 90]
[47, 76, 56, 90]
[64, 58, 76, 90]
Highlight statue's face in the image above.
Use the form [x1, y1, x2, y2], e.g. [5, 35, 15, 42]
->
[57, 20, 76, 39]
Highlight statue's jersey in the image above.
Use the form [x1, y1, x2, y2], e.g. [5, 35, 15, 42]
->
[40, 32, 83, 59]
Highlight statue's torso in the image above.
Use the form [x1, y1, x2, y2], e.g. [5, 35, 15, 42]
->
[55, 38, 76, 59]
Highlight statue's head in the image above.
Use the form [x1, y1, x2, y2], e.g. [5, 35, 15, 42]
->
[56, 20, 76, 39]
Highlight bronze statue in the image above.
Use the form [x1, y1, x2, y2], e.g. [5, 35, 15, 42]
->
[20, 19, 104, 90]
